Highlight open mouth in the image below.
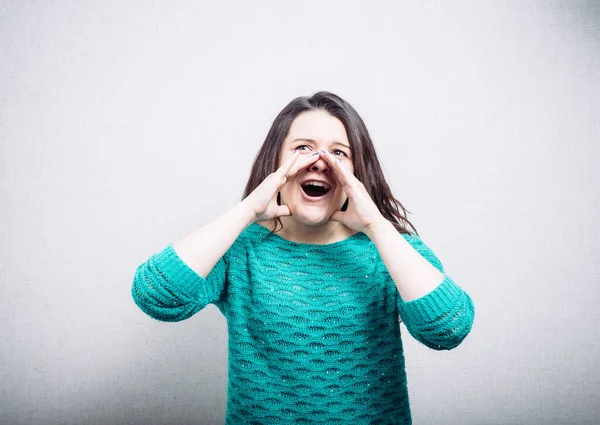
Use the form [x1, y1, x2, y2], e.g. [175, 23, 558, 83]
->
[301, 180, 332, 198]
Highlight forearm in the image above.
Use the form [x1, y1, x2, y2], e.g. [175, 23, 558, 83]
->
[172, 202, 256, 278]
[365, 219, 444, 301]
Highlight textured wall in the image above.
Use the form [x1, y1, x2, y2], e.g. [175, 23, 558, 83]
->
[1, 1, 599, 424]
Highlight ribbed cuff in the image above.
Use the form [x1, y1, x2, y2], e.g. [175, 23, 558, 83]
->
[152, 245, 205, 299]
[399, 275, 465, 324]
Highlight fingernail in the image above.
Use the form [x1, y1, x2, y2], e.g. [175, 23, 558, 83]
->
[311, 152, 319, 156]
[337, 158, 342, 163]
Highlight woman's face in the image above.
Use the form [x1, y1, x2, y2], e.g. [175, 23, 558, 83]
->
[278, 109, 354, 226]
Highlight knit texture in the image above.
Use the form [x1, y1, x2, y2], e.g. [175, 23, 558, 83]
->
[132, 223, 474, 424]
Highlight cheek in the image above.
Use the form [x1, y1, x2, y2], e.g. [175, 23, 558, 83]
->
[339, 155, 353, 166]
[279, 181, 296, 203]
[331, 187, 346, 206]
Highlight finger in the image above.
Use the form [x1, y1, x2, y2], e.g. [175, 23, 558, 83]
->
[275, 150, 300, 179]
[320, 150, 354, 187]
[287, 152, 322, 178]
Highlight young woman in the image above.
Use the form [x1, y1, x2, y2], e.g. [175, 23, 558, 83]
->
[132, 91, 475, 424]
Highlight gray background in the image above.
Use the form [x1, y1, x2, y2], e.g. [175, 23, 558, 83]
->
[1, 1, 599, 424]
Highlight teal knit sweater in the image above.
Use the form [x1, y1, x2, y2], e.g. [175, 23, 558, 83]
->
[132, 223, 474, 424]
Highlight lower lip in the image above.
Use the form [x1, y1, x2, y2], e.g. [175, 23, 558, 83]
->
[299, 186, 332, 202]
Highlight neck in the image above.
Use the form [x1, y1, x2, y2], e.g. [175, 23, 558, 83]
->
[263, 217, 356, 245]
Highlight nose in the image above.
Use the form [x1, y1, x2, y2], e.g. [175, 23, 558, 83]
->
[309, 157, 329, 173]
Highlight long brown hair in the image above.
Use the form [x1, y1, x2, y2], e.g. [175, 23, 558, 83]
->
[242, 91, 418, 235]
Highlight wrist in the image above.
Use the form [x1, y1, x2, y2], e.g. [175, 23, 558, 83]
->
[236, 201, 259, 226]
[363, 216, 394, 240]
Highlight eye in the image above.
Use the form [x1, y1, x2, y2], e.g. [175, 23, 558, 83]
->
[331, 149, 347, 157]
[295, 145, 311, 152]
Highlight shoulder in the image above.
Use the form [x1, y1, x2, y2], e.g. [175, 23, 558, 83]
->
[228, 223, 270, 254]
[400, 232, 445, 272]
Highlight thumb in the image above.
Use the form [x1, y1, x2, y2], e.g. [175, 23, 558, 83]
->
[276, 205, 291, 217]
[330, 211, 344, 223]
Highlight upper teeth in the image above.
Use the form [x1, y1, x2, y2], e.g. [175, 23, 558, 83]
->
[304, 180, 330, 189]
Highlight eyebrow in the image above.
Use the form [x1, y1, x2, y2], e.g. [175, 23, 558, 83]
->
[291, 138, 351, 150]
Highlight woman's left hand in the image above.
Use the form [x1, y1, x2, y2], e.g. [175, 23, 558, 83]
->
[319, 150, 387, 235]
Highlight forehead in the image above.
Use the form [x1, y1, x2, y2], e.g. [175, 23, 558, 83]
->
[286, 110, 349, 144]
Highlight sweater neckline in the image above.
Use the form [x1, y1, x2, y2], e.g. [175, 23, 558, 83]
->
[249, 222, 367, 248]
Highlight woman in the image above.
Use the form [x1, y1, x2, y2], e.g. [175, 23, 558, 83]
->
[132, 91, 475, 424]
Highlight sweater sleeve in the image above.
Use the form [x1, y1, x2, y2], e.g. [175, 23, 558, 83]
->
[396, 234, 474, 350]
[131, 245, 228, 322]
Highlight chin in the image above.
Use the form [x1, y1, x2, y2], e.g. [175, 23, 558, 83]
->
[289, 205, 334, 226]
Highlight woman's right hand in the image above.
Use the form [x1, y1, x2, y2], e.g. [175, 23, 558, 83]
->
[241, 150, 318, 222]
